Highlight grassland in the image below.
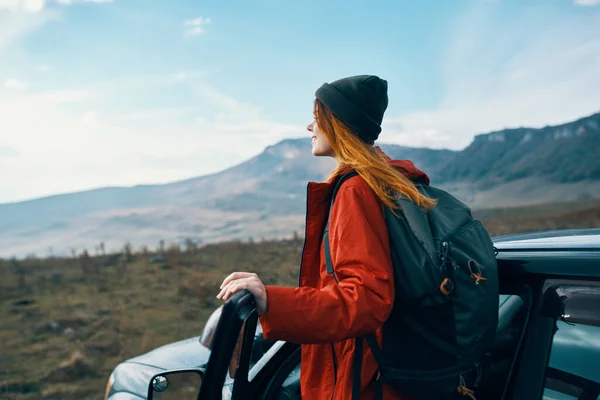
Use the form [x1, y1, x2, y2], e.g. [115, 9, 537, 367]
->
[1, 198, 599, 400]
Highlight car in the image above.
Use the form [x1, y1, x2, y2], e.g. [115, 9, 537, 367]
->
[104, 228, 600, 400]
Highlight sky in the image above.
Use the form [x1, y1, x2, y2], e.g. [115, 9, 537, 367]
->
[1, 0, 599, 204]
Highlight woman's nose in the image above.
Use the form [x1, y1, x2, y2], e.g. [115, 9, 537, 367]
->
[307, 122, 313, 132]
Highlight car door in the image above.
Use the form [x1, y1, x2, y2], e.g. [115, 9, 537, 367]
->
[507, 279, 600, 400]
[197, 290, 299, 400]
[196, 290, 257, 399]
[540, 280, 600, 400]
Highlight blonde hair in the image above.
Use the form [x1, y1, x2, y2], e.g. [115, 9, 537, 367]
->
[315, 99, 437, 213]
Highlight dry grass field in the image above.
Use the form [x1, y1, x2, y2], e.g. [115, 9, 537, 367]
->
[1, 198, 599, 400]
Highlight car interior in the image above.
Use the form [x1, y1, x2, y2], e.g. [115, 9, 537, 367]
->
[264, 293, 530, 400]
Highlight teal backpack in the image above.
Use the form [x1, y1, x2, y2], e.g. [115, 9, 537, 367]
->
[323, 170, 500, 400]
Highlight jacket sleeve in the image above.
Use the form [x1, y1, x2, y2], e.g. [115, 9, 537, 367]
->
[258, 183, 395, 344]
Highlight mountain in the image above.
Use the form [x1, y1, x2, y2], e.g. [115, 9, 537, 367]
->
[438, 112, 600, 186]
[197, 139, 456, 216]
[434, 111, 600, 207]
[1, 111, 599, 258]
[0, 140, 456, 258]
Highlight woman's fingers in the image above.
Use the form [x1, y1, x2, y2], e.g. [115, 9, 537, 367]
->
[216, 280, 236, 299]
[217, 275, 251, 299]
[224, 281, 243, 300]
[218, 277, 250, 300]
[216, 273, 268, 315]
[219, 272, 256, 289]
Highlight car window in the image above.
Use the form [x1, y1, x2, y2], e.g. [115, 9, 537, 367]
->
[542, 284, 600, 399]
[543, 387, 580, 400]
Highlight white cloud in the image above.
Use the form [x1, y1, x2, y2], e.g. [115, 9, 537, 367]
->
[0, 0, 108, 53]
[0, 0, 45, 12]
[0, 74, 304, 203]
[173, 70, 205, 81]
[574, 0, 600, 5]
[183, 16, 211, 36]
[383, 3, 600, 150]
[37, 63, 50, 72]
[0, 7, 56, 54]
[3, 78, 29, 89]
[0, 0, 112, 13]
[35, 88, 92, 102]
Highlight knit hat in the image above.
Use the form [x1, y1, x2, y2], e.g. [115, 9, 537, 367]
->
[315, 75, 388, 144]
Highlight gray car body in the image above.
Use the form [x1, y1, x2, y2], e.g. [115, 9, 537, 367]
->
[107, 337, 211, 399]
[106, 229, 600, 399]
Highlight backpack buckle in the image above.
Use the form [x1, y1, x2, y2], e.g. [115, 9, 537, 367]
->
[468, 260, 487, 285]
[457, 375, 477, 399]
[440, 278, 454, 295]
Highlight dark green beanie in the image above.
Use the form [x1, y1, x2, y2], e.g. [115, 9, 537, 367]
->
[315, 75, 388, 144]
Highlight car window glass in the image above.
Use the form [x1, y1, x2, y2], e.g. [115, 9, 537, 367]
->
[542, 387, 579, 399]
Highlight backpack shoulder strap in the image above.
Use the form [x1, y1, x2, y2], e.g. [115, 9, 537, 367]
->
[330, 170, 360, 209]
[324, 170, 359, 276]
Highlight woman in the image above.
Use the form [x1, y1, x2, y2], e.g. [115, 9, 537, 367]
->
[217, 75, 435, 399]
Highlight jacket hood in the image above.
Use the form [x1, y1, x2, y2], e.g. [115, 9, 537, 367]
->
[377, 147, 430, 185]
[389, 159, 430, 185]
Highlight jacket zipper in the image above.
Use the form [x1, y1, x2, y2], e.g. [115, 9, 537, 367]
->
[302, 181, 338, 398]
[331, 270, 339, 284]
[297, 183, 310, 287]
[331, 342, 338, 399]
[330, 258, 339, 398]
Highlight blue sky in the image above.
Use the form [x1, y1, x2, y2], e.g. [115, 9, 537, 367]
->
[1, 0, 599, 203]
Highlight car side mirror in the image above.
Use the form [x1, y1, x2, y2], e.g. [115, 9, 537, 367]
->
[147, 369, 204, 400]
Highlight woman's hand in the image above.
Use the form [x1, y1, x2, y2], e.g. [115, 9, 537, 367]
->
[217, 272, 268, 315]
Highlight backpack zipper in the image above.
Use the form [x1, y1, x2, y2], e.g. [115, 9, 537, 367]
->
[441, 241, 449, 265]
[331, 342, 338, 399]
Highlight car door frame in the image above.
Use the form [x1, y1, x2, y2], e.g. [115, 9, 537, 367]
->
[197, 290, 257, 399]
[197, 290, 300, 400]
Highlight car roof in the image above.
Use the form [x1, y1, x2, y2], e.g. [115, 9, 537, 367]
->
[493, 229, 600, 251]
[493, 229, 600, 278]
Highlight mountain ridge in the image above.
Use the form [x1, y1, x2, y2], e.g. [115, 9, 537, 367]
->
[5, 110, 598, 206]
[437, 110, 600, 186]
[1, 110, 599, 258]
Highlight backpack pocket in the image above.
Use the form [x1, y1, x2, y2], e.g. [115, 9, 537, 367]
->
[446, 220, 500, 357]
[385, 205, 445, 303]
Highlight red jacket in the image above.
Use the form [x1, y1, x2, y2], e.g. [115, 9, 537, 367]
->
[258, 154, 430, 400]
